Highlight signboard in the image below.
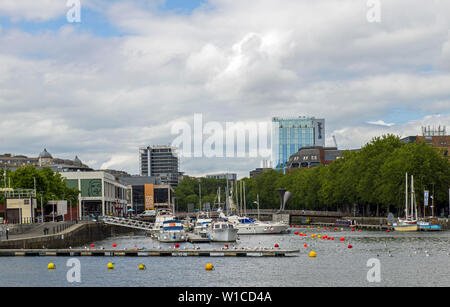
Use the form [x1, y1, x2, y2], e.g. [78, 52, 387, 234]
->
[144, 184, 154, 210]
[424, 190, 429, 207]
[203, 202, 211, 211]
[48, 200, 68, 216]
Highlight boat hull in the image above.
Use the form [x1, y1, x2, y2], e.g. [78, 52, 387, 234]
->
[236, 224, 289, 235]
[210, 228, 238, 242]
[418, 224, 442, 231]
[157, 231, 187, 243]
[393, 224, 418, 232]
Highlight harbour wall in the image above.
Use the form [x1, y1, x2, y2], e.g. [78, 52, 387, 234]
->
[0, 222, 133, 249]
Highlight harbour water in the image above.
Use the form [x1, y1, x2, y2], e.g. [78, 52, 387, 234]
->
[0, 228, 449, 287]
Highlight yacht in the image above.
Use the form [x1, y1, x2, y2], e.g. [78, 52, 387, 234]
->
[226, 215, 289, 235]
[210, 220, 238, 242]
[150, 209, 175, 238]
[393, 173, 418, 232]
[157, 220, 187, 243]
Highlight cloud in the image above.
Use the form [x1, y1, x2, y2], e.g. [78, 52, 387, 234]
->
[0, 0, 449, 177]
[367, 120, 395, 127]
[0, 0, 67, 22]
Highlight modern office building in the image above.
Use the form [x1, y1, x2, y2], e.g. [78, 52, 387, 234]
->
[139, 146, 179, 186]
[118, 176, 173, 214]
[272, 117, 325, 171]
[61, 171, 128, 219]
[205, 173, 237, 181]
[0, 149, 92, 172]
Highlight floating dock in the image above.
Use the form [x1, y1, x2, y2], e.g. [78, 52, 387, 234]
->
[0, 248, 299, 257]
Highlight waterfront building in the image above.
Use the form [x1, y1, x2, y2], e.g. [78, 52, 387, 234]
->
[139, 146, 179, 186]
[249, 168, 272, 179]
[61, 171, 128, 219]
[117, 176, 174, 214]
[205, 173, 237, 181]
[272, 116, 325, 171]
[401, 126, 449, 160]
[0, 149, 92, 172]
[1, 188, 37, 224]
[286, 146, 355, 170]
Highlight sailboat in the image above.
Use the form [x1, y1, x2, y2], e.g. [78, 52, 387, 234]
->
[393, 173, 418, 232]
[418, 188, 442, 231]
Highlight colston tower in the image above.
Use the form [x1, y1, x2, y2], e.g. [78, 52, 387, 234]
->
[272, 116, 325, 171]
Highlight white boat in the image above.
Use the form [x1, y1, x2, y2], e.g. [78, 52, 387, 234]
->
[393, 173, 418, 232]
[226, 215, 289, 235]
[157, 220, 187, 243]
[150, 209, 175, 238]
[210, 220, 238, 242]
[193, 213, 213, 236]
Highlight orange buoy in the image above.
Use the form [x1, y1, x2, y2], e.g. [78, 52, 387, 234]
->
[112, 243, 117, 248]
[91, 244, 95, 248]
[348, 244, 353, 249]
[340, 237, 345, 242]
[274, 244, 279, 248]
[174, 243, 180, 248]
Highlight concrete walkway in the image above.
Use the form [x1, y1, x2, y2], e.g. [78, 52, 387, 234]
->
[0, 222, 79, 241]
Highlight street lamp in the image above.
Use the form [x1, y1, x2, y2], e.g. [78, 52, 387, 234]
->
[51, 194, 56, 222]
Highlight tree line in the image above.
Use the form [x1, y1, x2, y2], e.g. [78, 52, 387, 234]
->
[175, 135, 450, 217]
[0, 166, 79, 212]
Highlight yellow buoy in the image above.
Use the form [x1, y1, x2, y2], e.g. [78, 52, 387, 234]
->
[107, 262, 114, 270]
[205, 263, 214, 271]
[48, 263, 55, 270]
[139, 264, 146, 270]
[318, 235, 322, 238]
[309, 251, 317, 258]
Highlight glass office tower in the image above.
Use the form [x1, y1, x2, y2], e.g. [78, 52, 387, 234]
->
[272, 117, 325, 171]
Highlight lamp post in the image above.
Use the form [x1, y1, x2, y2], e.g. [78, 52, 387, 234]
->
[51, 194, 55, 222]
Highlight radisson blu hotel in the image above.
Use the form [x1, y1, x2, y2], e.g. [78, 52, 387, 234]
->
[272, 117, 325, 171]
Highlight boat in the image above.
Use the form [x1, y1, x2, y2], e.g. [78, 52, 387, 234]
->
[418, 188, 442, 231]
[157, 220, 187, 243]
[393, 173, 418, 232]
[149, 208, 176, 238]
[225, 214, 289, 235]
[210, 220, 238, 242]
[193, 212, 213, 237]
[418, 220, 442, 231]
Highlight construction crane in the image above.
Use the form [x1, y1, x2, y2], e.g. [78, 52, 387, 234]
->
[332, 135, 338, 148]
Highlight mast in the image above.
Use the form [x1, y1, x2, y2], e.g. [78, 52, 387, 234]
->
[225, 179, 229, 216]
[257, 193, 260, 220]
[405, 172, 409, 219]
[411, 175, 414, 220]
[243, 180, 247, 217]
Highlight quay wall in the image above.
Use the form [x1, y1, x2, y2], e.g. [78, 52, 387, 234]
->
[0, 222, 132, 249]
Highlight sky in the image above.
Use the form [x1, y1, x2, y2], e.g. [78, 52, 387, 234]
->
[0, 0, 449, 178]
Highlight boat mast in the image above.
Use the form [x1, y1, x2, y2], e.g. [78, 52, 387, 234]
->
[243, 180, 247, 217]
[405, 172, 409, 219]
[225, 179, 229, 216]
[412, 175, 415, 220]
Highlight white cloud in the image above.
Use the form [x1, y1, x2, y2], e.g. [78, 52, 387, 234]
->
[0, 0, 450, 176]
[0, 0, 67, 22]
[367, 120, 395, 127]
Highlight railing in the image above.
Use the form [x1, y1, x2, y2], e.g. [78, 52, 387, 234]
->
[102, 216, 154, 231]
